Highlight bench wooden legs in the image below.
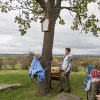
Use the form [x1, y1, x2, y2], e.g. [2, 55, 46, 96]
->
[31, 74, 38, 82]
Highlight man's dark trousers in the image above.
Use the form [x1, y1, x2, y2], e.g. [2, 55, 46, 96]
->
[60, 71, 70, 90]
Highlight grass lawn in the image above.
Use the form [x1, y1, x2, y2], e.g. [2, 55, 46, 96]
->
[78, 67, 85, 72]
[0, 70, 87, 100]
[1, 57, 17, 59]
[1, 65, 22, 70]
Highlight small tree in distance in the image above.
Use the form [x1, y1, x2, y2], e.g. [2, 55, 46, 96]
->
[0, 58, 3, 70]
[20, 57, 28, 70]
[8, 57, 17, 70]
[27, 52, 35, 67]
[20, 52, 35, 70]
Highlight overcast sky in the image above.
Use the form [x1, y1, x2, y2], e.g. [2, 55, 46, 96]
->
[0, 1, 100, 55]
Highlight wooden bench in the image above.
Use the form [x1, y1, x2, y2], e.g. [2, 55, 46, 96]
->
[51, 67, 66, 81]
[29, 66, 66, 82]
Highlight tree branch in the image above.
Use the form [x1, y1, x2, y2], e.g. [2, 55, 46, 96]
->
[56, 0, 61, 7]
[69, 8, 82, 25]
[55, 6, 78, 10]
[0, 4, 44, 14]
[55, 6, 93, 26]
[48, 0, 55, 7]
[35, 0, 46, 10]
[52, 0, 61, 21]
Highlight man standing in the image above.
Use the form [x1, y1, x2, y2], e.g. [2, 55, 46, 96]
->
[59, 48, 72, 93]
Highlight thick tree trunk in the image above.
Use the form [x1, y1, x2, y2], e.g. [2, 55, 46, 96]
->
[37, 0, 61, 95]
[37, 17, 55, 95]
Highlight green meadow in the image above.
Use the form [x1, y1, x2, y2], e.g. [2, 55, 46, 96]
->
[0, 56, 100, 100]
[0, 70, 87, 100]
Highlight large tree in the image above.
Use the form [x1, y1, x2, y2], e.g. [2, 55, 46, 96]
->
[0, 0, 100, 95]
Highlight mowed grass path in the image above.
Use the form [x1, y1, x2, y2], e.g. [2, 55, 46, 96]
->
[0, 71, 87, 100]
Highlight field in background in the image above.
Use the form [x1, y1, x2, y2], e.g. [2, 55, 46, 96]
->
[0, 55, 100, 72]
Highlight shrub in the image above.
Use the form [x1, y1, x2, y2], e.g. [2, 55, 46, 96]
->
[27, 52, 35, 67]
[2, 60, 8, 70]
[51, 58, 59, 67]
[16, 56, 22, 64]
[81, 58, 93, 67]
[7, 57, 17, 70]
[72, 57, 79, 61]
[71, 61, 80, 72]
[20, 57, 28, 70]
[53, 56, 63, 62]
[20, 52, 35, 70]
[81, 61, 89, 67]
[93, 60, 100, 70]
[0, 58, 3, 70]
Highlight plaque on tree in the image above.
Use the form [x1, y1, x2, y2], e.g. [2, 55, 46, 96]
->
[40, 17, 50, 32]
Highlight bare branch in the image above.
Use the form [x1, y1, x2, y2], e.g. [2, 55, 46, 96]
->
[69, 10, 73, 17]
[69, 1, 73, 17]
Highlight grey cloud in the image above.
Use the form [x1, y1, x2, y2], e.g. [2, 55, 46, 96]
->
[0, 2, 100, 55]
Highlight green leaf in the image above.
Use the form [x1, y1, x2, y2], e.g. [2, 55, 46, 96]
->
[31, 18, 33, 20]
[58, 15, 61, 19]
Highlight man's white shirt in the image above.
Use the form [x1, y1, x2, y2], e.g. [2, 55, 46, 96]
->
[61, 55, 72, 73]
[62, 56, 68, 70]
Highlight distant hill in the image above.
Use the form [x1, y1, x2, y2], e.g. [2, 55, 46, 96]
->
[0, 53, 40, 57]
[53, 54, 100, 57]
[0, 53, 100, 57]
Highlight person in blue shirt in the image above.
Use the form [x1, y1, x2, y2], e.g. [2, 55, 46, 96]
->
[86, 69, 100, 100]
[83, 65, 95, 100]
